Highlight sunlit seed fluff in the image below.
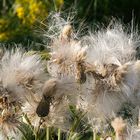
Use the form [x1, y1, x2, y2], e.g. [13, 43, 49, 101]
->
[126, 126, 140, 140]
[111, 118, 140, 140]
[46, 15, 87, 79]
[0, 49, 48, 139]
[73, 22, 140, 122]
[0, 49, 46, 103]
[21, 95, 41, 127]
[85, 22, 138, 67]
[43, 96, 71, 131]
[48, 36, 87, 79]
[111, 117, 126, 133]
[0, 110, 21, 140]
[35, 75, 81, 130]
[60, 24, 73, 41]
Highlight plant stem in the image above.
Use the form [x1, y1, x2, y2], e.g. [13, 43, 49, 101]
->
[93, 130, 96, 140]
[53, 0, 57, 11]
[58, 128, 61, 140]
[46, 127, 49, 140]
[67, 132, 73, 140]
[94, 0, 98, 20]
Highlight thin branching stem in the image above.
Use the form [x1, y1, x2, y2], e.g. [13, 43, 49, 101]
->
[46, 127, 49, 140]
[58, 128, 61, 140]
[93, 129, 96, 140]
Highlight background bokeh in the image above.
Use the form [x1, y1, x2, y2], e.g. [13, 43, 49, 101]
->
[0, 0, 140, 50]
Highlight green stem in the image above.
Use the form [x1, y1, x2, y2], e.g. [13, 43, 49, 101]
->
[93, 130, 96, 140]
[35, 134, 38, 140]
[94, 0, 98, 19]
[53, 0, 57, 11]
[58, 128, 61, 140]
[68, 132, 73, 140]
[46, 127, 49, 140]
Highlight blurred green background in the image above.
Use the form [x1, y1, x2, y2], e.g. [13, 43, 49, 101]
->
[0, 0, 140, 50]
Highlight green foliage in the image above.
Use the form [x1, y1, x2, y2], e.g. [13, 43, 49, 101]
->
[1, 0, 140, 48]
[63, 0, 140, 24]
[66, 105, 92, 140]
[12, 106, 96, 140]
[0, 0, 64, 46]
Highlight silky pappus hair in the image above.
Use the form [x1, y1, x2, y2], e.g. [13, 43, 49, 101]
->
[74, 21, 140, 122]
[2, 13, 140, 139]
[41, 16, 140, 122]
[0, 49, 48, 139]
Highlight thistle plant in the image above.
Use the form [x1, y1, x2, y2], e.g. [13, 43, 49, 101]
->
[1, 12, 140, 140]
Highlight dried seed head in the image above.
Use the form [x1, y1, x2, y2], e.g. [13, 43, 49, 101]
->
[42, 79, 57, 97]
[75, 62, 86, 84]
[16, 70, 34, 86]
[111, 117, 126, 135]
[36, 79, 57, 117]
[0, 107, 20, 138]
[36, 97, 51, 117]
[60, 24, 73, 41]
[114, 63, 129, 84]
